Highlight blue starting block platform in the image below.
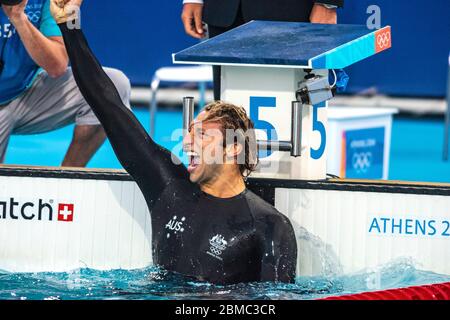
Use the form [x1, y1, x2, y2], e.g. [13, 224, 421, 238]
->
[173, 21, 391, 69]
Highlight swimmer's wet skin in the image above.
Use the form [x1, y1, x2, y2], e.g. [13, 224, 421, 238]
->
[54, 15, 297, 285]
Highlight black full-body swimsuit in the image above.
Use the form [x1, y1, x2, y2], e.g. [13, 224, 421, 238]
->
[58, 23, 297, 285]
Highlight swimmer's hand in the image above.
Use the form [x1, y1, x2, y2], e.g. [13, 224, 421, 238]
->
[50, 0, 83, 24]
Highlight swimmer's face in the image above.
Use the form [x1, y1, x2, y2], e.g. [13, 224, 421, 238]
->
[182, 111, 230, 184]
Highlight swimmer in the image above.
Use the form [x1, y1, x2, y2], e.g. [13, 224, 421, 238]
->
[50, 0, 297, 285]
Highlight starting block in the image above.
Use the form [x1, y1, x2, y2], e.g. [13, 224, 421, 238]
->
[173, 21, 392, 180]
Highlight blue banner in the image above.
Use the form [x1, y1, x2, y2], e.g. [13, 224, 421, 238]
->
[344, 127, 385, 179]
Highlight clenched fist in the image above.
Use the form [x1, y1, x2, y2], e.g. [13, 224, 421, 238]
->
[50, 0, 83, 24]
[1, 0, 28, 25]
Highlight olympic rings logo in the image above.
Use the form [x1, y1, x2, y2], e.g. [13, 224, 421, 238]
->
[352, 152, 373, 173]
[26, 11, 42, 24]
[209, 246, 223, 256]
[377, 31, 391, 49]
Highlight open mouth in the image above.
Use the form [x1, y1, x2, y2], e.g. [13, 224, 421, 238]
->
[186, 151, 201, 174]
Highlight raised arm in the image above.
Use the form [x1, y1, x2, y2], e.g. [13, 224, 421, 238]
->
[51, 0, 189, 204]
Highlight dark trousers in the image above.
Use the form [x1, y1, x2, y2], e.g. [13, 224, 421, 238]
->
[207, 7, 245, 100]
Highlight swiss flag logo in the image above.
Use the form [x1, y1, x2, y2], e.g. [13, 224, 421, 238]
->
[58, 204, 74, 222]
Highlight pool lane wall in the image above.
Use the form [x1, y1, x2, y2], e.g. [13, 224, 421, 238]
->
[0, 166, 449, 277]
[250, 179, 450, 277]
[0, 167, 152, 273]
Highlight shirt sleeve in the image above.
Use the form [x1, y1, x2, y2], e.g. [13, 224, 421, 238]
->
[183, 0, 204, 4]
[314, 0, 344, 8]
[39, 0, 62, 37]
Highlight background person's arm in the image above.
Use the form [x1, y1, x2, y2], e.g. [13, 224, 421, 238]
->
[310, 1, 345, 24]
[2, 0, 68, 77]
[181, 0, 204, 39]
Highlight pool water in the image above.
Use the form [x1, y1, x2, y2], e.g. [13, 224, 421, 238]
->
[1, 258, 449, 300]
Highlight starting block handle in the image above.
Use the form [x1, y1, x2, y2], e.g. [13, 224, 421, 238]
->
[182, 98, 303, 158]
[257, 140, 292, 153]
[291, 101, 303, 157]
[257, 101, 303, 157]
[183, 97, 195, 136]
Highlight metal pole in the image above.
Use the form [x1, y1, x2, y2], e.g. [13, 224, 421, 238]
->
[183, 97, 195, 137]
[291, 101, 303, 157]
[149, 76, 160, 137]
[257, 140, 292, 153]
[443, 53, 450, 161]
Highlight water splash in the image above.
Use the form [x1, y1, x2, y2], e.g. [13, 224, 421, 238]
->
[295, 225, 344, 277]
[0, 259, 449, 300]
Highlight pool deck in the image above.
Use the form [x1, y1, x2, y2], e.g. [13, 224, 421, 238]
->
[4, 104, 450, 184]
[131, 87, 447, 116]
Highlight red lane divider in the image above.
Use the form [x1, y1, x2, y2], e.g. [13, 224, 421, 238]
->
[322, 282, 450, 300]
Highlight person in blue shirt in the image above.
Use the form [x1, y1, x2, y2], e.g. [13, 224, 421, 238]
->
[0, 0, 131, 165]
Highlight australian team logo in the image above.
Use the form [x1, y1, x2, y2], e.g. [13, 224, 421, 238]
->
[165, 215, 186, 239]
[206, 234, 228, 261]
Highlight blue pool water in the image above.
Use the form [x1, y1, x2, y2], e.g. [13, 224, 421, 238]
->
[1, 258, 450, 300]
[2, 108, 450, 300]
[5, 109, 450, 183]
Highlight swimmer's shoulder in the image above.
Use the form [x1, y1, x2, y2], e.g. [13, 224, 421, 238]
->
[155, 178, 202, 204]
[243, 189, 293, 227]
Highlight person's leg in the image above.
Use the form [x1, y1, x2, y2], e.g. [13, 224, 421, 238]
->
[13, 68, 131, 167]
[0, 104, 15, 163]
[61, 124, 106, 167]
[62, 67, 131, 166]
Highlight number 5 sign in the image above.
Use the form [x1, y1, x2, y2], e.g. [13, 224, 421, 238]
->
[250, 97, 327, 161]
[311, 102, 327, 160]
[221, 66, 328, 180]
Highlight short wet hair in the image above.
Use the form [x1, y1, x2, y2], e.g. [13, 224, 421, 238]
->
[202, 101, 258, 177]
